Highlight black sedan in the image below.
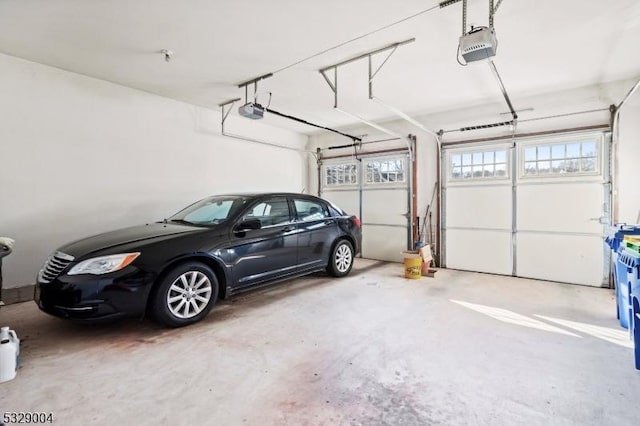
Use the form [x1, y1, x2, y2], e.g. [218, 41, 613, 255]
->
[35, 193, 361, 327]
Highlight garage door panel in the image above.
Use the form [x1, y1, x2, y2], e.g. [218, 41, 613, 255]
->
[446, 185, 512, 229]
[517, 233, 604, 286]
[361, 188, 409, 261]
[446, 229, 512, 275]
[518, 183, 604, 234]
[362, 189, 406, 226]
[362, 225, 405, 262]
[322, 191, 359, 217]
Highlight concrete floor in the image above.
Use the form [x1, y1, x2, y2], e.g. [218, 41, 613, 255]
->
[1, 259, 639, 425]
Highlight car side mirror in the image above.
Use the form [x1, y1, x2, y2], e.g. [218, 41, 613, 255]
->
[234, 219, 262, 233]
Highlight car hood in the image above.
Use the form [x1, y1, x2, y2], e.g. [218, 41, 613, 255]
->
[59, 223, 207, 258]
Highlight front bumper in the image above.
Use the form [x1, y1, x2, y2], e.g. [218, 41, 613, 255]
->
[35, 268, 155, 321]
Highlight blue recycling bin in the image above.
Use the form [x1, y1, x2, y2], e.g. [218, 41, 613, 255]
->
[605, 225, 640, 328]
[619, 247, 640, 334]
[633, 296, 640, 370]
[615, 256, 631, 329]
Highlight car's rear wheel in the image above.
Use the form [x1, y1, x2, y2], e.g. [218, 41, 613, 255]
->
[327, 239, 354, 277]
[151, 262, 218, 327]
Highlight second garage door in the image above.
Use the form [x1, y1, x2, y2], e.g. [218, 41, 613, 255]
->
[321, 153, 411, 262]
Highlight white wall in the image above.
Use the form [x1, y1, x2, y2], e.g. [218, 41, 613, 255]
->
[0, 53, 309, 288]
[617, 90, 640, 223]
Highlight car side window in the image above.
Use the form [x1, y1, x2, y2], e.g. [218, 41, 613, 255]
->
[294, 199, 329, 222]
[242, 198, 291, 227]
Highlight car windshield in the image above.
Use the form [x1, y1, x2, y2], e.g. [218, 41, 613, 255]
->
[168, 196, 249, 226]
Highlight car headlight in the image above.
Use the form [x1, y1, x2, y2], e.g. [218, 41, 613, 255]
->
[67, 253, 141, 275]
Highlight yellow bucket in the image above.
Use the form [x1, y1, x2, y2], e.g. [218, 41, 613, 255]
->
[402, 251, 423, 279]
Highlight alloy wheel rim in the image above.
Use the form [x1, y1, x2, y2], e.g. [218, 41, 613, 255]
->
[167, 271, 212, 319]
[335, 244, 352, 273]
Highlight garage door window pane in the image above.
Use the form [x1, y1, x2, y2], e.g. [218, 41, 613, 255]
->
[366, 159, 405, 184]
[450, 149, 508, 181]
[566, 143, 581, 158]
[524, 162, 537, 175]
[551, 160, 565, 173]
[551, 145, 565, 159]
[524, 147, 536, 161]
[538, 146, 551, 160]
[538, 161, 551, 174]
[325, 164, 357, 186]
[483, 152, 494, 164]
[521, 139, 599, 177]
[582, 158, 596, 172]
[582, 141, 597, 157]
[483, 164, 495, 177]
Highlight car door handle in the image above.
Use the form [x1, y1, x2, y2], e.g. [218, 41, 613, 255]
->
[282, 226, 296, 232]
[324, 219, 335, 225]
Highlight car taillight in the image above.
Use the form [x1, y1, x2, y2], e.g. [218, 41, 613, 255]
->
[352, 216, 361, 228]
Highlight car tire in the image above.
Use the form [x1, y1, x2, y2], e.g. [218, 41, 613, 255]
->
[327, 239, 354, 277]
[150, 262, 219, 327]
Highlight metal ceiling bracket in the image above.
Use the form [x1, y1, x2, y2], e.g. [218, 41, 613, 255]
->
[364, 43, 439, 139]
[319, 38, 415, 109]
[319, 38, 415, 75]
[318, 38, 437, 145]
[463, 0, 468, 35]
[439, 0, 467, 35]
[236, 73, 273, 104]
[489, 0, 495, 29]
[320, 67, 338, 108]
[218, 98, 242, 132]
[236, 73, 273, 89]
[368, 46, 398, 99]
[218, 97, 310, 153]
[441, 1, 503, 35]
[318, 38, 424, 159]
[439, 0, 462, 9]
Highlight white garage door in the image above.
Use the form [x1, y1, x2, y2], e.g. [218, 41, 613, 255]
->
[443, 132, 610, 287]
[321, 154, 411, 262]
[444, 143, 513, 275]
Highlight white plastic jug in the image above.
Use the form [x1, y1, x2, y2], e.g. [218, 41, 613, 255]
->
[0, 326, 20, 383]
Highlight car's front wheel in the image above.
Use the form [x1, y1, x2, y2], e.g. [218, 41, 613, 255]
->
[327, 239, 354, 277]
[150, 262, 219, 327]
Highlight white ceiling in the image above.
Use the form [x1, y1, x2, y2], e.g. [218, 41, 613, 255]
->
[0, 0, 638, 134]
